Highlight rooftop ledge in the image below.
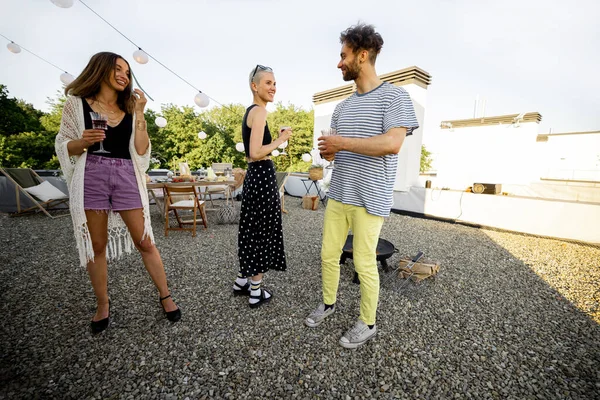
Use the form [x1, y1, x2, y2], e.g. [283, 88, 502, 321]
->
[440, 112, 543, 129]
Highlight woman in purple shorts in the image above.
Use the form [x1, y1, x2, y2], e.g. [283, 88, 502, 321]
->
[55, 52, 180, 334]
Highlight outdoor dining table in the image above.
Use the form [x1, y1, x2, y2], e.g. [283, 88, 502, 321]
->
[147, 179, 236, 214]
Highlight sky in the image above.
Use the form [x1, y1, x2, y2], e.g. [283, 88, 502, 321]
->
[1, 0, 599, 151]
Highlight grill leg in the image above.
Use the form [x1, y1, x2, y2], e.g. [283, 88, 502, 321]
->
[380, 259, 390, 273]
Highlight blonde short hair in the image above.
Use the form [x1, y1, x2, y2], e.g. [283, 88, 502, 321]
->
[248, 65, 273, 90]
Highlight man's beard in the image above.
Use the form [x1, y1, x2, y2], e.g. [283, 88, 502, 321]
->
[342, 60, 360, 81]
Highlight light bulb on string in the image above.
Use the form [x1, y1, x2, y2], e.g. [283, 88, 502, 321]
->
[235, 143, 245, 152]
[60, 72, 74, 85]
[50, 0, 74, 8]
[46, 0, 228, 112]
[7, 42, 21, 54]
[133, 49, 149, 64]
[194, 92, 210, 108]
[302, 153, 312, 163]
[155, 117, 167, 128]
[197, 131, 207, 140]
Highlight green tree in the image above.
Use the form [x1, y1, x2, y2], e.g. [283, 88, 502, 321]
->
[146, 104, 247, 171]
[40, 91, 67, 133]
[0, 130, 59, 169]
[420, 144, 433, 173]
[267, 102, 314, 172]
[202, 104, 246, 143]
[158, 104, 203, 165]
[0, 86, 63, 168]
[0, 85, 44, 136]
[144, 108, 165, 168]
[185, 119, 244, 170]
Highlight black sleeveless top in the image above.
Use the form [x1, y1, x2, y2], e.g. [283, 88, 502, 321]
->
[242, 104, 272, 158]
[83, 99, 133, 159]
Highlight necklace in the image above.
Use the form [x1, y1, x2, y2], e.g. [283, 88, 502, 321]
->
[106, 114, 126, 127]
[94, 99, 118, 114]
[89, 98, 125, 126]
[96, 101, 124, 125]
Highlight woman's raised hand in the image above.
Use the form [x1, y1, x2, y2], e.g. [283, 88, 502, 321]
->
[279, 126, 292, 142]
[133, 88, 147, 114]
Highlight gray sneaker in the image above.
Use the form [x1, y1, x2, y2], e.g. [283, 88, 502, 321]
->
[339, 320, 377, 349]
[305, 303, 335, 327]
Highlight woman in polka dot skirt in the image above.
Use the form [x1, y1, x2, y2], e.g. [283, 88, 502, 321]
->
[232, 64, 292, 308]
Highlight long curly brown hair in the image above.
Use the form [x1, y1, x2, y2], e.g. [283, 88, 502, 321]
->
[65, 52, 135, 114]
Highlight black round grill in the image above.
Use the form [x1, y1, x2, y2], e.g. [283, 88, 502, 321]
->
[340, 235, 397, 272]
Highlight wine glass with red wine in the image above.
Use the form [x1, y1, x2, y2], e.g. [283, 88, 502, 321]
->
[89, 112, 110, 154]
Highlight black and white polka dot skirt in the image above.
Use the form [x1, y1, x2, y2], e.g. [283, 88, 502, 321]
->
[237, 160, 287, 277]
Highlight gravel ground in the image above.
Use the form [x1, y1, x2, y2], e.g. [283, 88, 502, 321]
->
[1, 196, 599, 399]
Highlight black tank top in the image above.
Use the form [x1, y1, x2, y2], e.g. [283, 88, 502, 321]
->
[83, 99, 133, 159]
[242, 104, 271, 158]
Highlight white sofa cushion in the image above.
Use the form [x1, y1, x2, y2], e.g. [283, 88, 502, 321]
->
[171, 200, 195, 207]
[171, 199, 205, 208]
[206, 185, 229, 193]
[23, 180, 68, 202]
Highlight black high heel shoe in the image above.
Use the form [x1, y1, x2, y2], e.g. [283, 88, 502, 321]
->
[90, 302, 110, 334]
[160, 294, 181, 322]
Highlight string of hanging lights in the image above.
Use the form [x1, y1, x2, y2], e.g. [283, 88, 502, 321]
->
[4, 1, 232, 132]
[49, 0, 215, 109]
[1, 32, 75, 85]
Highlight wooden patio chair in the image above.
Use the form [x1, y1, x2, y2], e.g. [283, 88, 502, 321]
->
[164, 184, 207, 237]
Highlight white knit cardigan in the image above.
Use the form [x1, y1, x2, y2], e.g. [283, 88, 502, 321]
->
[55, 96, 155, 267]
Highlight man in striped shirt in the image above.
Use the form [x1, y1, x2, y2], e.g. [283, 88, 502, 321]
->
[305, 23, 419, 349]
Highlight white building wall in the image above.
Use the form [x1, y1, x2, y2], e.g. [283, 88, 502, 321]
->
[542, 133, 600, 181]
[396, 83, 427, 191]
[429, 126, 600, 191]
[433, 122, 542, 190]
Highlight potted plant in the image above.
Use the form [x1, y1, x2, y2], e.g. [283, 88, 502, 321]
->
[308, 164, 323, 181]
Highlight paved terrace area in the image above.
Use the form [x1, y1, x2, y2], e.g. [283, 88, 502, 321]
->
[1, 197, 599, 399]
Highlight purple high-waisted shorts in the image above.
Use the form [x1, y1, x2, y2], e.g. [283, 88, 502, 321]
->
[84, 154, 143, 211]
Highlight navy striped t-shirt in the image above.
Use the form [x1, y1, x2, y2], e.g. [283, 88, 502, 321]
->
[328, 82, 419, 217]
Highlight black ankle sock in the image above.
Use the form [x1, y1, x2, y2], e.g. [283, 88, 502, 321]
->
[368, 324, 374, 329]
[324, 303, 335, 311]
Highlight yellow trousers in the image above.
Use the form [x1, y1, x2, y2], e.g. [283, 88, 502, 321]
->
[321, 199, 384, 325]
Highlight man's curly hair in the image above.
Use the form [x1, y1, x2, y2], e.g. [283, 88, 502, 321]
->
[340, 23, 384, 64]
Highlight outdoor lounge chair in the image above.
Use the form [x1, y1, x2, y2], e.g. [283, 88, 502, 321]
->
[0, 167, 69, 218]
